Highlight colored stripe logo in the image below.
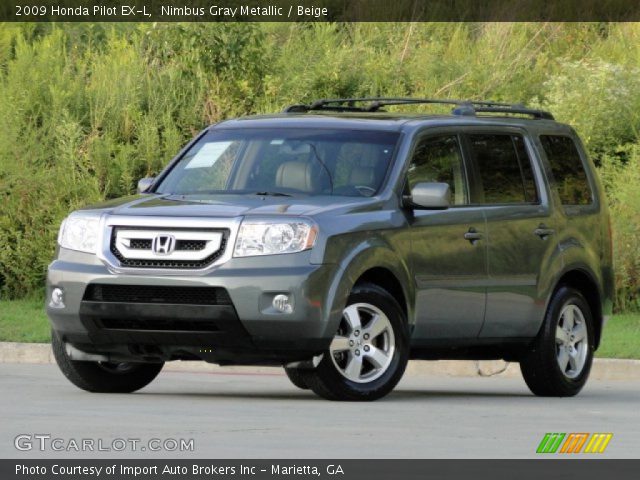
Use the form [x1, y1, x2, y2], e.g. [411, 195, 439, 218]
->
[584, 433, 613, 454]
[537, 433, 612, 454]
[560, 433, 589, 453]
[537, 433, 565, 453]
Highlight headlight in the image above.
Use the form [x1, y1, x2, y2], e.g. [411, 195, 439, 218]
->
[234, 219, 318, 257]
[58, 213, 101, 254]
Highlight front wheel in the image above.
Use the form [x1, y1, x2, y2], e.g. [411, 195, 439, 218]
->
[52, 331, 164, 393]
[284, 367, 310, 390]
[520, 286, 594, 397]
[303, 283, 409, 401]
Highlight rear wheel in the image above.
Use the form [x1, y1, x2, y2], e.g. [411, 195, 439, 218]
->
[303, 283, 409, 401]
[520, 287, 594, 397]
[52, 331, 164, 393]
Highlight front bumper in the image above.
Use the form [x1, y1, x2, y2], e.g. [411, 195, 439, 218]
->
[46, 249, 339, 365]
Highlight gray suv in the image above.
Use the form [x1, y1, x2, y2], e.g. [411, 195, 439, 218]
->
[47, 98, 614, 401]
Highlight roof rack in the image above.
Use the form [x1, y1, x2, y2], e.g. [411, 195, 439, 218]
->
[282, 97, 554, 120]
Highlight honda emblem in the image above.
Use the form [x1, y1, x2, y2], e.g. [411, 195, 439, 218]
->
[152, 234, 176, 255]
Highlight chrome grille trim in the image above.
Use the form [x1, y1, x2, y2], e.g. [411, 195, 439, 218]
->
[114, 229, 223, 261]
[97, 215, 242, 276]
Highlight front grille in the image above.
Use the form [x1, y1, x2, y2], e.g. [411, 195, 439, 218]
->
[84, 284, 233, 306]
[175, 240, 206, 251]
[130, 239, 152, 249]
[99, 318, 219, 332]
[128, 239, 206, 251]
[110, 227, 228, 269]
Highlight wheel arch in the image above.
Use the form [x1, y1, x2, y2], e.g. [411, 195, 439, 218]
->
[550, 266, 604, 349]
[354, 267, 409, 320]
[323, 241, 414, 340]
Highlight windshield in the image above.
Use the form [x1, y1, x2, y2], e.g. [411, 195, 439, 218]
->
[155, 128, 400, 197]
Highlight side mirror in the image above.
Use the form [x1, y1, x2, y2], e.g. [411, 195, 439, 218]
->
[137, 177, 155, 194]
[409, 182, 451, 209]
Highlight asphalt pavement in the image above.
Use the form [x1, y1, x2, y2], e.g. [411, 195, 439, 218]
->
[1, 363, 638, 458]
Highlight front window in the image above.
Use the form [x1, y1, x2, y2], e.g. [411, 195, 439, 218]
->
[155, 128, 400, 197]
[408, 134, 468, 205]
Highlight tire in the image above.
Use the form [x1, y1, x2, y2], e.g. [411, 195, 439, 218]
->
[284, 367, 310, 390]
[520, 286, 594, 397]
[52, 331, 164, 393]
[304, 283, 409, 401]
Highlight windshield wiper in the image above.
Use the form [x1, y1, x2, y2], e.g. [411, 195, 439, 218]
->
[254, 191, 292, 197]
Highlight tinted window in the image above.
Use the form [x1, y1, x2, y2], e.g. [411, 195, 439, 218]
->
[468, 134, 539, 204]
[540, 135, 593, 205]
[408, 135, 467, 205]
[513, 136, 539, 203]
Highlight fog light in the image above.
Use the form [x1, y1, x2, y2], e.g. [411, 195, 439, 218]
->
[272, 294, 293, 314]
[50, 288, 65, 308]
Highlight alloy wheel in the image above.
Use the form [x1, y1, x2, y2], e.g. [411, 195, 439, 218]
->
[329, 303, 395, 383]
[555, 304, 589, 379]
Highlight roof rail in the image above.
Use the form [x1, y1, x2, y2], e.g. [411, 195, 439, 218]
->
[282, 97, 554, 120]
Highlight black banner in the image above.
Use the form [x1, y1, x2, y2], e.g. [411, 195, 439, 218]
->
[4, 460, 640, 480]
[3, 0, 640, 22]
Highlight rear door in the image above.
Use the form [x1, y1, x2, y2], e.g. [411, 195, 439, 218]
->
[408, 132, 488, 341]
[462, 130, 556, 338]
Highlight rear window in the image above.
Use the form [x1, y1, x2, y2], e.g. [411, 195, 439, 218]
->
[467, 134, 539, 204]
[540, 135, 593, 205]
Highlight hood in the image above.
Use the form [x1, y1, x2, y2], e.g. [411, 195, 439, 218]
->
[81, 193, 375, 218]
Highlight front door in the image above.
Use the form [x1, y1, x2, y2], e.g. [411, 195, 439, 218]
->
[408, 133, 488, 341]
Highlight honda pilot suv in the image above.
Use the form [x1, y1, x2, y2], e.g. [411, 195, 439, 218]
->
[47, 98, 614, 401]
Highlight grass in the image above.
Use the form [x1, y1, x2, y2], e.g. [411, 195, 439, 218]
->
[0, 297, 50, 343]
[0, 298, 638, 359]
[597, 314, 640, 360]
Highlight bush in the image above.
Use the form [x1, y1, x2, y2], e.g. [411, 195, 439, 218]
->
[539, 58, 640, 159]
[599, 147, 640, 311]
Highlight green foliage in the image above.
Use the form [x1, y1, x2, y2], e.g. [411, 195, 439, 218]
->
[600, 147, 640, 311]
[0, 22, 639, 311]
[539, 59, 640, 157]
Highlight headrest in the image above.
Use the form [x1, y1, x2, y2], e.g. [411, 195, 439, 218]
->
[275, 161, 318, 192]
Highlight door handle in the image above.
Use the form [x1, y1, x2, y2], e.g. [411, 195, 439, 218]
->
[534, 224, 555, 239]
[464, 228, 483, 244]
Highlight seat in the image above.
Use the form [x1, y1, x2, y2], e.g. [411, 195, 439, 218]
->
[275, 161, 318, 193]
